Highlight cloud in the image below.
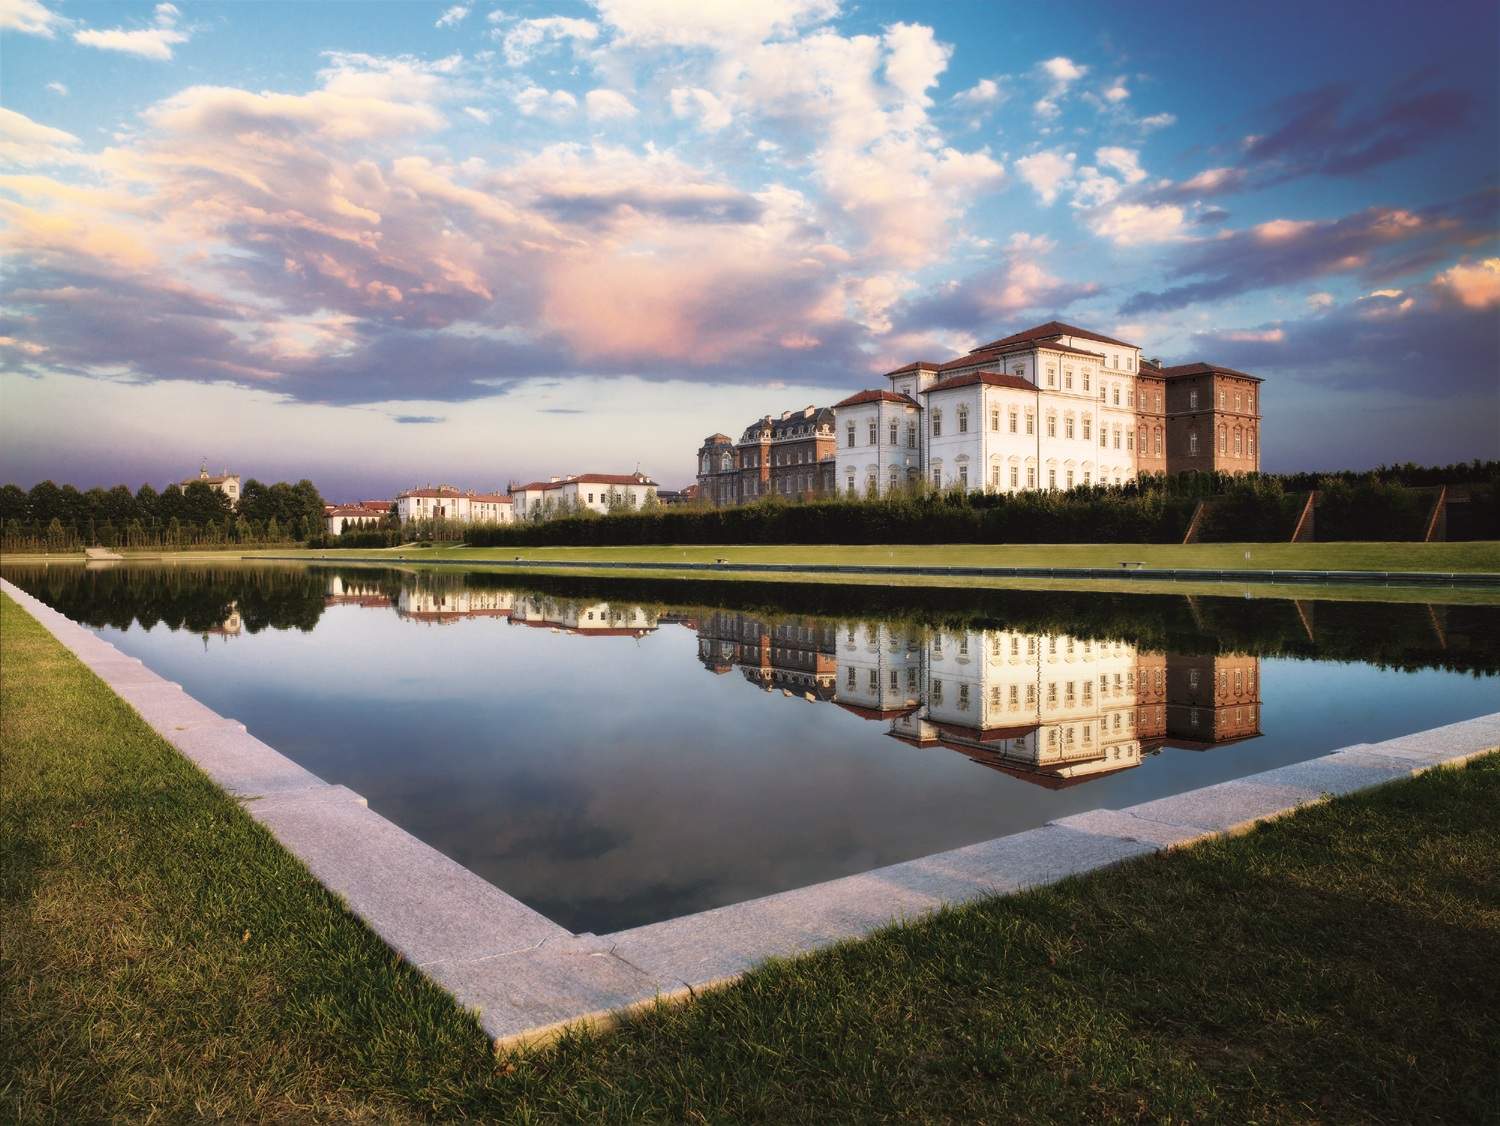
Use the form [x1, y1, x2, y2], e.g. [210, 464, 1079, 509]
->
[46, 81, 68, 96]
[1040, 56, 1086, 87]
[585, 88, 639, 121]
[590, 0, 839, 49]
[393, 414, 444, 424]
[1014, 149, 1074, 205]
[73, 1, 189, 60]
[951, 77, 1005, 108]
[1432, 258, 1500, 309]
[435, 5, 469, 28]
[1102, 78, 1129, 103]
[1095, 145, 1146, 184]
[1306, 291, 1335, 311]
[891, 231, 1101, 336]
[1189, 272, 1499, 397]
[1, 0, 67, 37]
[0, 107, 81, 165]
[1121, 194, 1498, 314]
[669, 87, 732, 131]
[516, 86, 580, 121]
[1088, 202, 1187, 246]
[462, 105, 491, 124]
[499, 16, 599, 65]
[1138, 112, 1175, 131]
[1152, 79, 1475, 207]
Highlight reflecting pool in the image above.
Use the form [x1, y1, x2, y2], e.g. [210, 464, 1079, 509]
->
[6, 562, 1497, 933]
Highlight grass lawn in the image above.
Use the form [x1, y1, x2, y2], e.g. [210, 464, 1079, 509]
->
[4, 590, 1499, 1122]
[271, 539, 1500, 572]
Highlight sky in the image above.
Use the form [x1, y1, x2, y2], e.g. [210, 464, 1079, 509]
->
[1, 0, 1497, 498]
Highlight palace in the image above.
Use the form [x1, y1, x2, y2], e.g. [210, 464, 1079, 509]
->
[181, 461, 241, 506]
[394, 485, 514, 525]
[696, 407, 837, 507]
[695, 321, 1261, 504]
[508, 472, 658, 521]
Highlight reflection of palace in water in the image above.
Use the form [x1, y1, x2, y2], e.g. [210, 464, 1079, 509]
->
[699, 613, 1261, 789]
[696, 611, 839, 698]
[510, 594, 658, 638]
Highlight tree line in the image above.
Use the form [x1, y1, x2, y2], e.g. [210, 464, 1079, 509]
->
[0, 478, 327, 552]
[458, 468, 1500, 549]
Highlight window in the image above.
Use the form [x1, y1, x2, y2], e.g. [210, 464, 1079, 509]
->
[1084, 470, 1091, 485]
[1066, 470, 1074, 488]
[1189, 389, 1199, 409]
[1235, 429, 1243, 455]
[1155, 427, 1162, 454]
[1048, 468, 1057, 489]
[1008, 409, 1018, 433]
[845, 423, 855, 448]
[846, 474, 855, 494]
[1114, 429, 1122, 449]
[1065, 416, 1075, 439]
[1100, 427, 1108, 448]
[889, 419, 899, 445]
[1219, 390, 1227, 408]
[1126, 429, 1134, 451]
[1025, 412, 1034, 435]
[1046, 366, 1056, 386]
[1112, 387, 1120, 406]
[1127, 391, 1135, 408]
[990, 464, 1001, 488]
[932, 411, 942, 437]
[1248, 433, 1255, 457]
[1082, 369, 1091, 391]
[1082, 416, 1092, 440]
[1027, 466, 1036, 487]
[1189, 431, 1199, 455]
[990, 408, 999, 431]
[1064, 368, 1073, 389]
[958, 465, 968, 489]
[906, 421, 917, 449]
[1010, 466, 1018, 487]
[957, 406, 969, 433]
[1046, 415, 1056, 438]
[868, 419, 878, 445]
[933, 470, 942, 488]
[889, 468, 899, 492]
[846, 666, 855, 689]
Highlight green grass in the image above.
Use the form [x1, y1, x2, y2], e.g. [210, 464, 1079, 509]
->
[4, 590, 1499, 1122]
[282, 539, 1500, 572]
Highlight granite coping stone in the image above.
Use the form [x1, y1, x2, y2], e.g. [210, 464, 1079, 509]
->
[5, 578, 1499, 1049]
[166, 722, 328, 798]
[602, 826, 1158, 987]
[1121, 777, 1317, 835]
[423, 945, 669, 1047]
[245, 789, 569, 967]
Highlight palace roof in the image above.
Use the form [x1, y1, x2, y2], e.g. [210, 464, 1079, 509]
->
[833, 389, 923, 409]
[971, 320, 1140, 352]
[1161, 361, 1264, 382]
[923, 370, 1038, 395]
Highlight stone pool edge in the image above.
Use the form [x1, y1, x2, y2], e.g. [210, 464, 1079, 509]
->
[6, 576, 1498, 1052]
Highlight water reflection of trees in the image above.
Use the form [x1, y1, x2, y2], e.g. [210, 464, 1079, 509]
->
[2, 562, 1496, 675]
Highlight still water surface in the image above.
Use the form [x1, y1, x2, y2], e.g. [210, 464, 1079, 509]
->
[6, 563, 1497, 933]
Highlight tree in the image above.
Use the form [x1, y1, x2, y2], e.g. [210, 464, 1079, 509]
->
[0, 484, 25, 523]
[28, 480, 63, 525]
[135, 483, 161, 523]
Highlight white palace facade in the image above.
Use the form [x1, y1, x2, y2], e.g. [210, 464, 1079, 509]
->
[830, 321, 1262, 498]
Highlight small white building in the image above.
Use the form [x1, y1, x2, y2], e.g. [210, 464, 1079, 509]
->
[395, 486, 514, 525]
[181, 462, 242, 506]
[324, 502, 390, 536]
[509, 472, 658, 520]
